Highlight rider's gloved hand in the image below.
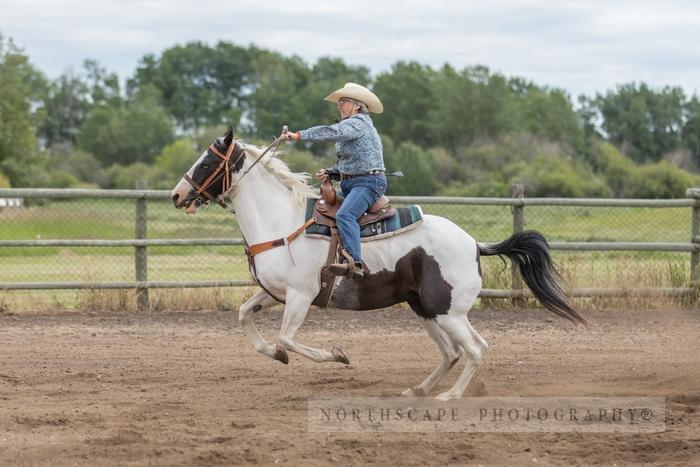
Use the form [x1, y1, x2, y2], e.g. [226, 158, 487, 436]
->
[324, 167, 341, 181]
[315, 169, 328, 182]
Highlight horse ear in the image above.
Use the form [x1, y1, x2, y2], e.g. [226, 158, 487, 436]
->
[224, 127, 234, 146]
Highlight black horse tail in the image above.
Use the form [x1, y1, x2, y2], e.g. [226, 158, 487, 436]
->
[478, 230, 589, 326]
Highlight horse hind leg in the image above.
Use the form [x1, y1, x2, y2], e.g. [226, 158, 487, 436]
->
[434, 315, 488, 401]
[401, 313, 461, 397]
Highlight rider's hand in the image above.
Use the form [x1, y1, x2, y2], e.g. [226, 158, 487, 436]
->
[315, 169, 329, 183]
[282, 130, 300, 141]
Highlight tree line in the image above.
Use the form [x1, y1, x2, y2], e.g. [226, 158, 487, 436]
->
[1, 33, 699, 198]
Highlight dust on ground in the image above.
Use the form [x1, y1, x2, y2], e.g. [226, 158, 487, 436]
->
[0, 306, 698, 466]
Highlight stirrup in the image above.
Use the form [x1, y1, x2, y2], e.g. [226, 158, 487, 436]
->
[327, 261, 366, 279]
[329, 249, 367, 278]
[328, 262, 354, 277]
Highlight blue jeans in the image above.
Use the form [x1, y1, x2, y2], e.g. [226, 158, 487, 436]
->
[337, 175, 388, 263]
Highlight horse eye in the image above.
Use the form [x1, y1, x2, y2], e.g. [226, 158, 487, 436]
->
[201, 163, 209, 169]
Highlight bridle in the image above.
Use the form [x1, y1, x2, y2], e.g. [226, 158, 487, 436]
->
[177, 128, 313, 305]
[180, 140, 244, 210]
[179, 130, 287, 210]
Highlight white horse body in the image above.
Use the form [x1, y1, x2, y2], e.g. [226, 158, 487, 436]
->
[172, 138, 584, 400]
[254, 215, 481, 306]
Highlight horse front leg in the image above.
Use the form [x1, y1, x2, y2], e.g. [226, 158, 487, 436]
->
[276, 289, 350, 364]
[238, 288, 286, 361]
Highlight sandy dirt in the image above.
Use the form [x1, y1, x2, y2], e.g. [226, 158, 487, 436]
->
[0, 305, 698, 466]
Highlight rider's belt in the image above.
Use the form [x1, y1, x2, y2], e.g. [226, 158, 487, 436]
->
[340, 170, 385, 180]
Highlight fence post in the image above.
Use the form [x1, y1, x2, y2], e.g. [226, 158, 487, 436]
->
[135, 180, 149, 310]
[511, 183, 525, 305]
[688, 189, 700, 286]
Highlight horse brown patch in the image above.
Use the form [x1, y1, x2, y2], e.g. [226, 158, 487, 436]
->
[330, 246, 453, 318]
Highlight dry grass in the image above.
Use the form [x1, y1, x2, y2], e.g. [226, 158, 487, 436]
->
[478, 252, 696, 312]
[0, 287, 261, 314]
[1, 252, 696, 313]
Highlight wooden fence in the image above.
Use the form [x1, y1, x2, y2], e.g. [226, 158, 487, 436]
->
[2, 187, 700, 308]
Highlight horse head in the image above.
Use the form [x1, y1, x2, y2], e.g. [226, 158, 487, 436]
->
[171, 128, 246, 213]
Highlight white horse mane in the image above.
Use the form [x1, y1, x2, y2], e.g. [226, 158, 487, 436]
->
[242, 145, 318, 207]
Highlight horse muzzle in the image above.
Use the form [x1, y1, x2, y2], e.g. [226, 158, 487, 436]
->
[171, 189, 200, 213]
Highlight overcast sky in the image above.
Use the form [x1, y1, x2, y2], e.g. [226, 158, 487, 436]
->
[2, 0, 699, 98]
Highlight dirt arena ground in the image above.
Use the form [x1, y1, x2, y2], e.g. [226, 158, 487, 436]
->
[0, 305, 698, 466]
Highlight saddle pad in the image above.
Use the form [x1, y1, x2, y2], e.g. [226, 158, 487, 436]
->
[304, 198, 423, 239]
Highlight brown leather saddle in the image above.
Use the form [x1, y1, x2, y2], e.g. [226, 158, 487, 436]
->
[311, 179, 396, 307]
[313, 179, 396, 229]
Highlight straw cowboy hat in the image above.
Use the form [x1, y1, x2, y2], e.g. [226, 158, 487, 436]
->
[324, 83, 384, 114]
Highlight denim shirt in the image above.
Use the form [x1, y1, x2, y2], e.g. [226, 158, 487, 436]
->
[298, 114, 385, 175]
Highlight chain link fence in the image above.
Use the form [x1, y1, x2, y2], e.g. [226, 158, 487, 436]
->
[1, 189, 699, 310]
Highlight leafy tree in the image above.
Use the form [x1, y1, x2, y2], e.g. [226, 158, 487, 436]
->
[622, 161, 693, 198]
[472, 70, 517, 140]
[82, 60, 121, 107]
[245, 49, 313, 139]
[430, 147, 460, 185]
[682, 96, 700, 163]
[515, 85, 583, 152]
[596, 83, 684, 163]
[374, 61, 435, 147]
[519, 155, 611, 198]
[0, 34, 41, 186]
[428, 64, 481, 150]
[47, 149, 107, 187]
[154, 138, 198, 181]
[39, 73, 90, 149]
[106, 162, 170, 189]
[577, 95, 601, 140]
[589, 141, 636, 196]
[384, 141, 438, 195]
[447, 134, 611, 197]
[37, 60, 120, 151]
[128, 41, 249, 130]
[78, 86, 174, 165]
[427, 65, 517, 150]
[45, 170, 82, 188]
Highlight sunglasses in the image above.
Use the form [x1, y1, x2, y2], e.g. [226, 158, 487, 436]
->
[337, 98, 352, 108]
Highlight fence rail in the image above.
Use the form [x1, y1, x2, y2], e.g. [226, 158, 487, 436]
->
[2, 187, 700, 308]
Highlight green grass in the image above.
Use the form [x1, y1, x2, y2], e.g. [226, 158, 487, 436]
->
[4, 199, 692, 243]
[413, 203, 691, 243]
[0, 250, 251, 282]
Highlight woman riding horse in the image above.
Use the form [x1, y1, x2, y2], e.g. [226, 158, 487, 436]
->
[282, 83, 386, 279]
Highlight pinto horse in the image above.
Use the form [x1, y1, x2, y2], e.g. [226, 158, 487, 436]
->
[170, 129, 587, 400]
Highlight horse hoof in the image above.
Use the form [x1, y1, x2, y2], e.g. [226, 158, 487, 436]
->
[435, 392, 459, 401]
[273, 345, 289, 365]
[331, 346, 350, 365]
[401, 387, 427, 397]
